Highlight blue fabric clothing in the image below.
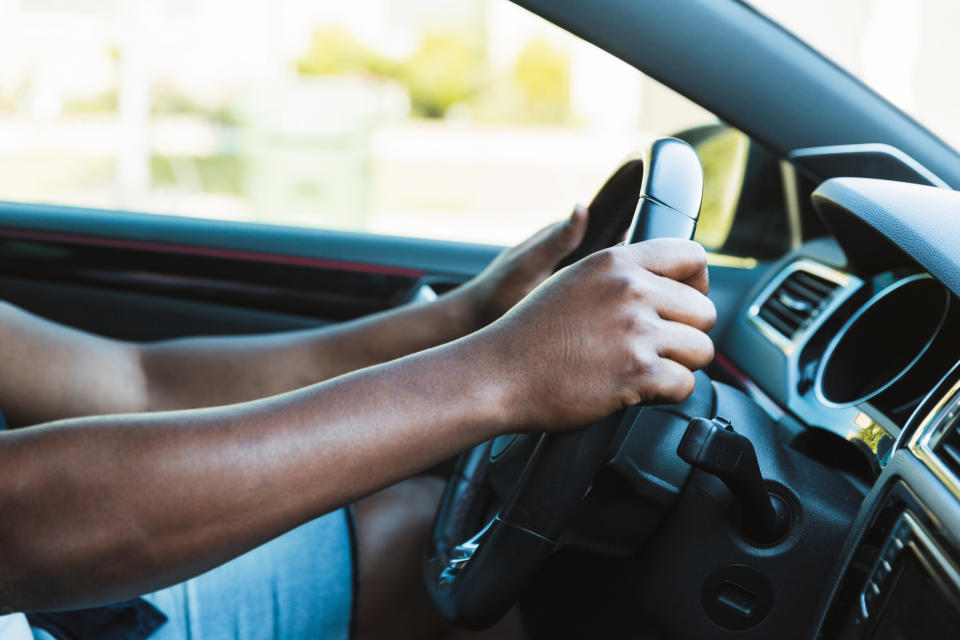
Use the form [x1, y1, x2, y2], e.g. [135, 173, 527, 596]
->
[29, 509, 354, 640]
[27, 600, 165, 640]
[0, 411, 354, 639]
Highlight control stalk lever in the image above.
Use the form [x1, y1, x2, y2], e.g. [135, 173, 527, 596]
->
[678, 417, 790, 544]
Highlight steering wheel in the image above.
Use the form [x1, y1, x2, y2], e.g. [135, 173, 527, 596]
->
[424, 138, 704, 629]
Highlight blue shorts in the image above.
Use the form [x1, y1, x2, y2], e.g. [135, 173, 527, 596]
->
[31, 509, 355, 640]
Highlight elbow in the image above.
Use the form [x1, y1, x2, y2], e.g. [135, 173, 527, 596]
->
[0, 507, 88, 613]
[0, 577, 23, 615]
[0, 454, 80, 612]
[0, 516, 36, 614]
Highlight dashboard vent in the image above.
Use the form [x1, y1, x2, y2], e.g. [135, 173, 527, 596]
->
[934, 418, 960, 479]
[758, 269, 840, 340]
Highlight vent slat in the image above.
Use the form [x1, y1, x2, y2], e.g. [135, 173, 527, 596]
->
[781, 280, 824, 305]
[760, 302, 802, 328]
[767, 297, 807, 328]
[758, 307, 797, 337]
[939, 440, 960, 473]
[756, 266, 841, 341]
[931, 401, 960, 479]
[792, 271, 837, 296]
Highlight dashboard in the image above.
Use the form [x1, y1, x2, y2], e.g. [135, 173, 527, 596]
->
[720, 177, 960, 638]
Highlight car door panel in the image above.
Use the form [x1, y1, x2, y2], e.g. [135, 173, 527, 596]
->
[0, 201, 762, 342]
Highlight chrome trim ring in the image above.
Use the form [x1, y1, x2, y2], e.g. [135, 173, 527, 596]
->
[814, 274, 948, 409]
[909, 377, 960, 502]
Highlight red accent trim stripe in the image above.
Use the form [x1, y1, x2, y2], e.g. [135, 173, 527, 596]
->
[714, 352, 750, 386]
[0, 227, 424, 278]
[713, 352, 785, 419]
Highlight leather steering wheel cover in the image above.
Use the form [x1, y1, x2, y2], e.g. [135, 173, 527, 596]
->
[425, 145, 699, 628]
[429, 441, 493, 562]
[554, 158, 644, 270]
[425, 412, 623, 629]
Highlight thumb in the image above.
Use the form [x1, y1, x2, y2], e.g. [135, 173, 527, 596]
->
[530, 204, 588, 262]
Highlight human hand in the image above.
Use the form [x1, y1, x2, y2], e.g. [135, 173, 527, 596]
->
[452, 205, 589, 331]
[476, 238, 716, 433]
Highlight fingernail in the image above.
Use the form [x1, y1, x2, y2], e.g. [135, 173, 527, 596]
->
[570, 203, 586, 222]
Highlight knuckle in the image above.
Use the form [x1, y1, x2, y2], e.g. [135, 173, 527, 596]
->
[618, 271, 654, 306]
[586, 247, 620, 272]
[622, 310, 656, 337]
[665, 370, 697, 404]
[628, 347, 659, 376]
[631, 239, 665, 266]
[629, 272, 655, 301]
[700, 297, 718, 329]
[617, 388, 642, 411]
[678, 370, 698, 399]
[688, 240, 708, 265]
[609, 274, 636, 299]
[696, 333, 716, 366]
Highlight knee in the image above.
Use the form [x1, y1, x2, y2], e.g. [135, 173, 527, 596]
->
[353, 475, 445, 555]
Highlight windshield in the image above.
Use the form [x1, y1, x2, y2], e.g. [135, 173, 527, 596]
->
[749, 0, 960, 152]
[0, 0, 719, 247]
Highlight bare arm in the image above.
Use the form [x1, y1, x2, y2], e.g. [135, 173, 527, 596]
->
[0, 208, 587, 427]
[0, 239, 715, 613]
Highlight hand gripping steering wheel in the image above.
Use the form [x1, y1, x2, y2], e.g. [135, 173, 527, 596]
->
[424, 138, 704, 629]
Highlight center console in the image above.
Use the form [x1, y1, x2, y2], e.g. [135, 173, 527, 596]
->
[815, 367, 960, 639]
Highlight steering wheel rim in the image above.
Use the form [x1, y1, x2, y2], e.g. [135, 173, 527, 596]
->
[426, 410, 625, 628]
[425, 141, 703, 629]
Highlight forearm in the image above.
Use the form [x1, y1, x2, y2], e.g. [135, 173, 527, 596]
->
[139, 207, 589, 412]
[140, 289, 479, 412]
[0, 334, 505, 613]
[0, 292, 479, 427]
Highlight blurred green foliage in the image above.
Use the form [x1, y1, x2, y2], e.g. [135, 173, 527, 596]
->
[295, 28, 396, 78]
[512, 38, 570, 123]
[64, 90, 118, 114]
[63, 47, 120, 114]
[151, 155, 244, 194]
[295, 26, 569, 122]
[152, 83, 237, 125]
[694, 128, 749, 251]
[401, 32, 483, 118]
[296, 27, 482, 119]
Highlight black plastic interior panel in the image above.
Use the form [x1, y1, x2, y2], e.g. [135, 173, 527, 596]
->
[789, 144, 948, 188]
[812, 178, 960, 296]
[811, 452, 960, 638]
[0, 276, 325, 341]
[704, 265, 765, 343]
[722, 141, 792, 260]
[0, 200, 501, 279]
[0, 233, 422, 322]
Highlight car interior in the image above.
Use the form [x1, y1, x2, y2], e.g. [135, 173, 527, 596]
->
[3, 0, 960, 638]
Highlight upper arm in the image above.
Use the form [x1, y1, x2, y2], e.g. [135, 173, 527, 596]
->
[0, 302, 148, 427]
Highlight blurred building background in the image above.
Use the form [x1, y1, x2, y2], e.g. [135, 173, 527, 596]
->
[0, 0, 953, 245]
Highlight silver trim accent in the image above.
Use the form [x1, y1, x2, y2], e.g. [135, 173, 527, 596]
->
[409, 283, 439, 304]
[901, 512, 960, 603]
[779, 160, 805, 251]
[440, 519, 493, 581]
[747, 258, 860, 356]
[859, 510, 960, 618]
[909, 377, 960, 502]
